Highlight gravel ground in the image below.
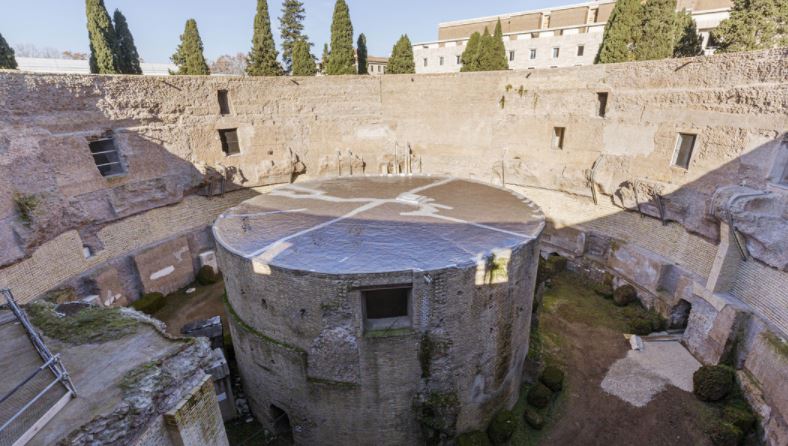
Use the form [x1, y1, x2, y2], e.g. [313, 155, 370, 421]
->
[601, 340, 701, 407]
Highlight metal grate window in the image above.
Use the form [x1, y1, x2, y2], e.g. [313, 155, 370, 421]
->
[529, 49, 537, 60]
[88, 138, 124, 177]
[219, 129, 241, 155]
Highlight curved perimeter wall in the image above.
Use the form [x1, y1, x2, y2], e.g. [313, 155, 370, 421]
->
[1, 49, 786, 443]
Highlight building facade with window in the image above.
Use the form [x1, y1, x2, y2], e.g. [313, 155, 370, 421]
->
[413, 0, 732, 73]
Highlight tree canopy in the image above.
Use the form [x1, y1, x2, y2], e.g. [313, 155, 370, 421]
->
[387, 34, 415, 74]
[0, 32, 18, 69]
[673, 10, 703, 57]
[326, 0, 356, 75]
[113, 9, 142, 74]
[291, 39, 317, 76]
[170, 19, 210, 75]
[86, 0, 118, 73]
[357, 33, 368, 74]
[633, 0, 677, 61]
[247, 0, 283, 76]
[280, 0, 307, 72]
[712, 0, 788, 52]
[595, 0, 641, 63]
[460, 32, 481, 72]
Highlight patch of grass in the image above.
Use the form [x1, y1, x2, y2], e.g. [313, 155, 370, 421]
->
[131, 292, 165, 315]
[26, 301, 138, 345]
[541, 272, 657, 334]
[13, 192, 39, 225]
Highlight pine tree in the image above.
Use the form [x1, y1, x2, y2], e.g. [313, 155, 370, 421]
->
[280, 0, 307, 72]
[387, 34, 415, 74]
[113, 9, 142, 74]
[712, 0, 787, 53]
[326, 0, 356, 75]
[491, 19, 509, 70]
[475, 27, 498, 71]
[291, 39, 317, 76]
[673, 10, 703, 57]
[634, 0, 677, 61]
[171, 19, 210, 75]
[247, 0, 283, 76]
[595, 0, 640, 63]
[357, 33, 368, 74]
[320, 43, 330, 73]
[86, 0, 118, 74]
[460, 32, 481, 72]
[0, 32, 17, 69]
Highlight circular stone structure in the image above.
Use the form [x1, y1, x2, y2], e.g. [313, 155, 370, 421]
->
[214, 176, 545, 445]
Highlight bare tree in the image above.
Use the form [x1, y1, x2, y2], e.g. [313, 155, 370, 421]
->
[210, 53, 248, 75]
[62, 51, 89, 60]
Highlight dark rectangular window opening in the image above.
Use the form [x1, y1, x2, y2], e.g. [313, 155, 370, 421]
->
[552, 127, 566, 150]
[219, 129, 241, 155]
[509, 50, 515, 61]
[363, 287, 411, 331]
[529, 49, 536, 60]
[89, 138, 125, 177]
[577, 45, 585, 57]
[439, 56, 444, 66]
[597, 92, 608, 117]
[673, 133, 696, 169]
[218, 90, 231, 115]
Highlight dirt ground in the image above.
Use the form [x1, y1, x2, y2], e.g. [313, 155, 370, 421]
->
[516, 272, 715, 446]
[152, 281, 228, 336]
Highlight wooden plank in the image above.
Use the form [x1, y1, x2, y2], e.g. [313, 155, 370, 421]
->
[12, 391, 73, 446]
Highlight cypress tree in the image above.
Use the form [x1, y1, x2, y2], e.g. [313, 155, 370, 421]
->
[475, 27, 497, 71]
[673, 10, 703, 57]
[595, 0, 640, 63]
[712, 0, 786, 53]
[357, 33, 368, 74]
[86, 0, 118, 74]
[247, 0, 283, 76]
[170, 19, 210, 75]
[291, 39, 317, 76]
[0, 32, 17, 69]
[320, 43, 330, 73]
[634, 0, 677, 61]
[460, 32, 481, 72]
[387, 34, 415, 74]
[326, 0, 356, 75]
[279, 0, 307, 72]
[113, 9, 142, 74]
[491, 19, 509, 70]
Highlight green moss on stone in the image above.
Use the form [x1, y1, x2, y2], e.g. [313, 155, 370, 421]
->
[527, 383, 553, 409]
[457, 431, 492, 446]
[539, 366, 565, 392]
[26, 301, 138, 345]
[131, 292, 165, 315]
[693, 365, 735, 402]
[763, 331, 788, 359]
[487, 410, 516, 445]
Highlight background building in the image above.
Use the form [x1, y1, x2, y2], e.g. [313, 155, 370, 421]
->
[15, 57, 176, 75]
[413, 0, 732, 73]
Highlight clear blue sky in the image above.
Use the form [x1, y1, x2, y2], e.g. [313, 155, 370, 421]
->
[1, 1, 571, 63]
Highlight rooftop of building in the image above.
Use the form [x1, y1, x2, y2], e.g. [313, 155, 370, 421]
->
[213, 176, 545, 275]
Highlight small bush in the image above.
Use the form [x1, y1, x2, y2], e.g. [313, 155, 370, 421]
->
[14, 192, 39, 225]
[527, 383, 553, 409]
[131, 292, 166, 315]
[523, 408, 544, 430]
[196, 265, 220, 285]
[486, 410, 516, 445]
[707, 421, 743, 446]
[722, 405, 755, 433]
[613, 284, 636, 306]
[693, 365, 735, 402]
[591, 272, 615, 299]
[629, 317, 654, 335]
[539, 366, 565, 392]
[457, 431, 492, 446]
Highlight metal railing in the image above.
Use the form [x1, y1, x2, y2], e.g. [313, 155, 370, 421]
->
[0, 289, 76, 446]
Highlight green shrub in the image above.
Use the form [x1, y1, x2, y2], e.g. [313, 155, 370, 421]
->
[722, 405, 755, 433]
[527, 383, 553, 409]
[628, 317, 654, 335]
[486, 410, 516, 445]
[707, 421, 743, 446]
[613, 284, 636, 306]
[457, 431, 492, 446]
[539, 366, 565, 392]
[523, 408, 544, 430]
[591, 272, 615, 299]
[693, 365, 735, 402]
[196, 265, 220, 285]
[131, 292, 165, 315]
